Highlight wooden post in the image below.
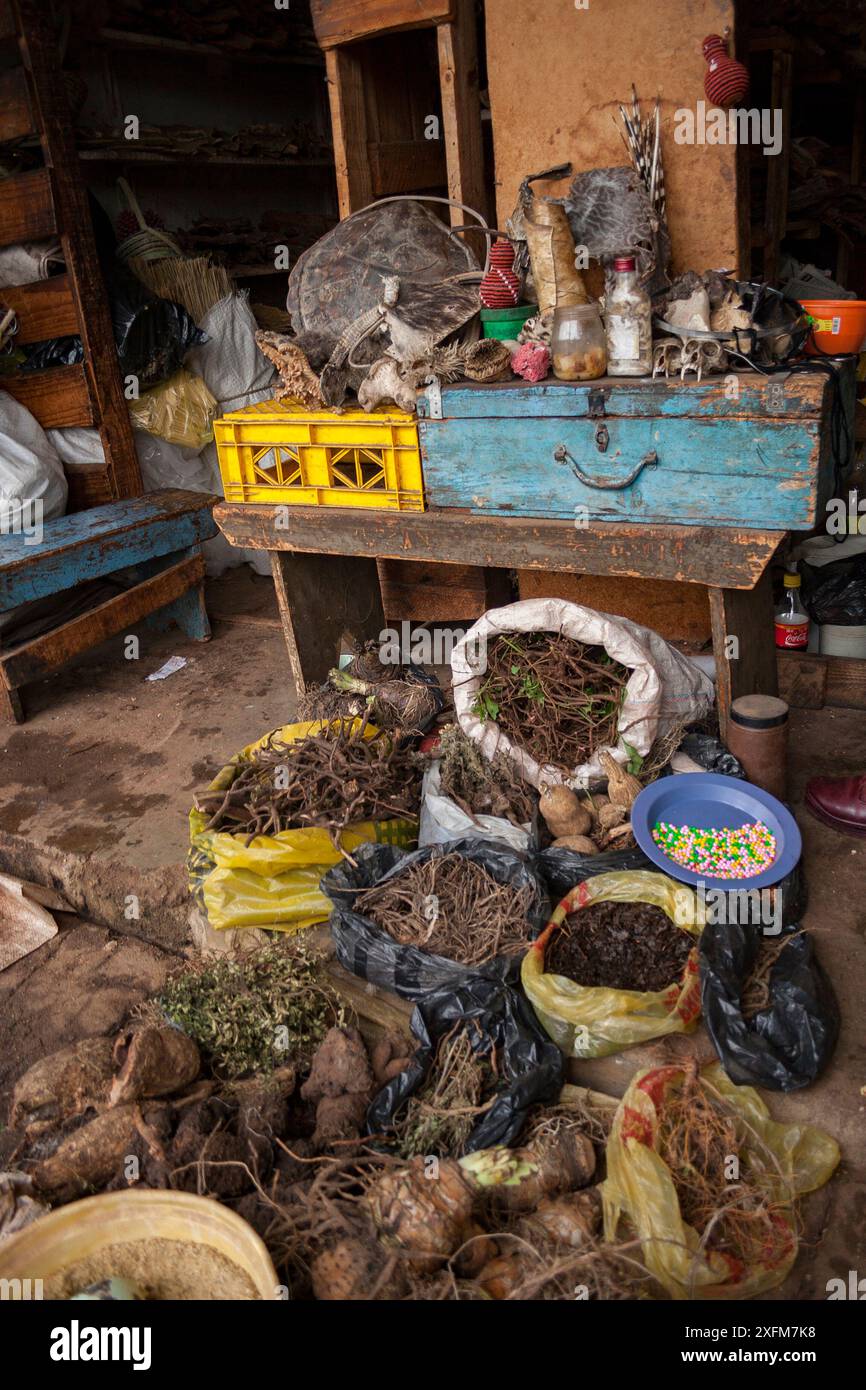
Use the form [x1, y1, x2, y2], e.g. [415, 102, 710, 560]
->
[270, 550, 385, 691]
[325, 46, 374, 219]
[437, 0, 488, 228]
[13, 0, 143, 500]
[709, 569, 779, 736]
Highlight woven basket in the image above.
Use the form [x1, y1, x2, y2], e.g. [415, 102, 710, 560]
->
[115, 178, 182, 263]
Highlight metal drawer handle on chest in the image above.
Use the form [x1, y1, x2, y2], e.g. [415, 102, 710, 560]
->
[553, 442, 659, 490]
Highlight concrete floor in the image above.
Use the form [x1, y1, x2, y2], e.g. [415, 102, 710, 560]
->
[0, 564, 863, 1298]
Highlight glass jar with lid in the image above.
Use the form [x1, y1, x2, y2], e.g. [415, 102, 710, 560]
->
[551, 302, 607, 381]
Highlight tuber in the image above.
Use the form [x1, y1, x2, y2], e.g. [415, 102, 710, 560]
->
[311, 1237, 405, 1301]
[551, 835, 597, 855]
[109, 1026, 201, 1107]
[31, 1105, 141, 1201]
[366, 1156, 475, 1272]
[11, 1037, 115, 1134]
[460, 1125, 596, 1212]
[519, 1189, 601, 1249]
[539, 786, 591, 840]
[599, 750, 642, 809]
[476, 1252, 524, 1300]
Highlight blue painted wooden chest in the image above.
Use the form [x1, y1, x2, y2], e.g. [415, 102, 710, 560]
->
[416, 373, 834, 530]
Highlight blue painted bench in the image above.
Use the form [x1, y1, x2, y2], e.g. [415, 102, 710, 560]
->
[0, 489, 218, 721]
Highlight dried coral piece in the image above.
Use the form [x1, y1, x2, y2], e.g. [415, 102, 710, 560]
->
[255, 330, 323, 407]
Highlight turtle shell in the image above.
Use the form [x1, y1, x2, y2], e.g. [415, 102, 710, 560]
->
[287, 199, 481, 350]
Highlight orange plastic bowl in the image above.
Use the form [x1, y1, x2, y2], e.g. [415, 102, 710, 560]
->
[800, 299, 866, 355]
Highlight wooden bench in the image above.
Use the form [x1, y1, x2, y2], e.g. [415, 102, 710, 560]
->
[0, 489, 218, 721]
[213, 502, 784, 734]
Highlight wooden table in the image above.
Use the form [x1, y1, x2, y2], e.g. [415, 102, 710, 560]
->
[214, 503, 784, 730]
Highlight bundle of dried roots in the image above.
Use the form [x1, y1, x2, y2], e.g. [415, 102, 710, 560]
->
[391, 1027, 494, 1160]
[355, 851, 535, 965]
[656, 1062, 795, 1272]
[473, 632, 629, 774]
[194, 718, 421, 844]
[741, 931, 806, 1020]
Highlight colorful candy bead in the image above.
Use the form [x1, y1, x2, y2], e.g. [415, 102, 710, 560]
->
[651, 819, 776, 879]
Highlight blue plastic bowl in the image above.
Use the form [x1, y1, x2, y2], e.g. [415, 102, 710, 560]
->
[631, 772, 801, 890]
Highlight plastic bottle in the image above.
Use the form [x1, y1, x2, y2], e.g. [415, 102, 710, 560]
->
[604, 256, 652, 376]
[774, 572, 810, 650]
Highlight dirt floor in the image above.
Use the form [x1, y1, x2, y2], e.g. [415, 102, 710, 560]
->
[0, 569, 293, 950]
[0, 563, 863, 1298]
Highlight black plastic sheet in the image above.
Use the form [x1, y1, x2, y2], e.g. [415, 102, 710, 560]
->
[21, 266, 204, 390]
[367, 978, 564, 1151]
[699, 921, 839, 1091]
[322, 838, 550, 1001]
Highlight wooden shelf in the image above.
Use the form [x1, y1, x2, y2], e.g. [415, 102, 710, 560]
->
[78, 148, 332, 168]
[94, 27, 324, 69]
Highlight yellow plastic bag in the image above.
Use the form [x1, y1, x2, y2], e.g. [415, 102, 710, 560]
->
[188, 720, 418, 934]
[521, 870, 705, 1058]
[602, 1062, 840, 1300]
[130, 368, 217, 449]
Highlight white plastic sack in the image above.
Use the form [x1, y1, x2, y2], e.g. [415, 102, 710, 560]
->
[0, 391, 68, 525]
[418, 760, 531, 851]
[451, 599, 714, 789]
[185, 293, 274, 408]
[0, 240, 63, 289]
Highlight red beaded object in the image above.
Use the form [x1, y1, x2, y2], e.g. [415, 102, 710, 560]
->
[479, 237, 520, 309]
[702, 33, 749, 109]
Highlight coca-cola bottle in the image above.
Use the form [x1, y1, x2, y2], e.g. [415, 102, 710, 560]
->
[775, 572, 810, 650]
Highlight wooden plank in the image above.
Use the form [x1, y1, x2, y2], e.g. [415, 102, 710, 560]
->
[0, 363, 92, 428]
[378, 557, 511, 620]
[417, 374, 829, 421]
[63, 463, 116, 514]
[519, 569, 712, 645]
[709, 569, 779, 735]
[325, 46, 373, 219]
[270, 550, 385, 690]
[0, 65, 33, 142]
[14, 0, 142, 497]
[0, 554, 205, 687]
[311, 0, 454, 48]
[0, 167, 55, 246]
[217, 503, 785, 591]
[437, 0, 488, 229]
[762, 49, 793, 285]
[0, 490, 219, 609]
[0, 273, 78, 344]
[776, 650, 828, 710]
[368, 139, 446, 196]
[825, 654, 866, 711]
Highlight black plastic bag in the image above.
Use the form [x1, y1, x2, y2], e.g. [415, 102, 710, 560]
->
[538, 844, 653, 902]
[803, 551, 866, 626]
[21, 266, 204, 389]
[660, 731, 747, 780]
[699, 921, 839, 1091]
[367, 979, 564, 1151]
[322, 838, 550, 1002]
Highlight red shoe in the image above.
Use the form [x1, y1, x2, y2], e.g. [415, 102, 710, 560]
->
[805, 773, 866, 838]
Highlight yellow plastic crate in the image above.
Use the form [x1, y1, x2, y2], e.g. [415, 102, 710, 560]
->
[213, 398, 425, 510]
